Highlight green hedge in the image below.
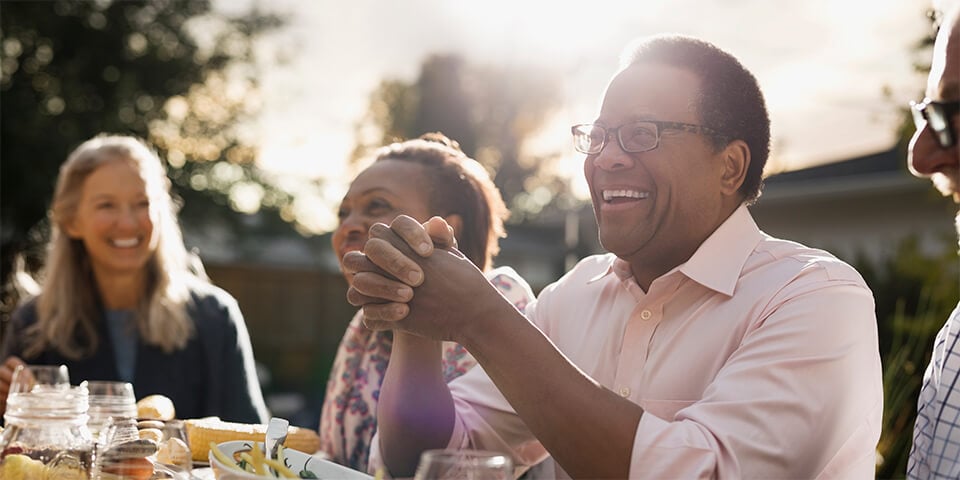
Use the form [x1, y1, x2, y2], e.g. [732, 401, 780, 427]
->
[854, 236, 959, 478]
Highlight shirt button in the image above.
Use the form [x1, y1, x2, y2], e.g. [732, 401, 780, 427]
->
[619, 386, 631, 397]
[640, 309, 652, 320]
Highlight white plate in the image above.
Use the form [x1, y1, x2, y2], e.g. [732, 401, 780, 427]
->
[209, 440, 372, 479]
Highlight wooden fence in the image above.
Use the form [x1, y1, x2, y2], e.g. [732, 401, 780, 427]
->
[205, 262, 354, 427]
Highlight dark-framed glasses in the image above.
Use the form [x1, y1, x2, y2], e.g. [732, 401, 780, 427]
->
[910, 98, 960, 148]
[570, 120, 727, 155]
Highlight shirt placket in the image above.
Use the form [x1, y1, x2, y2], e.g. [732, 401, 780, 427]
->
[612, 275, 681, 400]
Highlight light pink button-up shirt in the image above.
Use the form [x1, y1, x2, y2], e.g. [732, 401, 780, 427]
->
[373, 205, 883, 479]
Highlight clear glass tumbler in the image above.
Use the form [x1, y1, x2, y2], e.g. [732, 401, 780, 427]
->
[414, 449, 513, 480]
[82, 380, 137, 442]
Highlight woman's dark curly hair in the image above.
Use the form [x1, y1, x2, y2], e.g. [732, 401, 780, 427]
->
[373, 132, 508, 271]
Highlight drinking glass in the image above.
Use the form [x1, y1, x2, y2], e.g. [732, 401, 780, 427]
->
[82, 380, 137, 441]
[8, 364, 70, 395]
[414, 449, 513, 480]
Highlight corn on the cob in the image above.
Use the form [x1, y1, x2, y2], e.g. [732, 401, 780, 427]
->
[184, 418, 321, 461]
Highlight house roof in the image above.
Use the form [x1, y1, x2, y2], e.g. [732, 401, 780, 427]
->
[764, 148, 903, 184]
[758, 146, 929, 204]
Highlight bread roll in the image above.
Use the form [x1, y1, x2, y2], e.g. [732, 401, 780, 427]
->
[136, 394, 175, 421]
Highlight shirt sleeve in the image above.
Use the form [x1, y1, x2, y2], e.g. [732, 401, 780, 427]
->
[908, 305, 960, 479]
[629, 280, 882, 479]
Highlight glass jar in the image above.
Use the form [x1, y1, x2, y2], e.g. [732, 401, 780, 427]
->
[0, 384, 95, 479]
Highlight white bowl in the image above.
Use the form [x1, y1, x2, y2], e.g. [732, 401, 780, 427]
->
[209, 440, 372, 479]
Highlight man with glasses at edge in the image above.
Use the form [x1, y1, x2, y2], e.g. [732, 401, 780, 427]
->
[908, 3, 960, 479]
[343, 34, 882, 478]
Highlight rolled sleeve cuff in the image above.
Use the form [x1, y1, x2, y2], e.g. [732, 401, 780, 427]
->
[629, 412, 719, 479]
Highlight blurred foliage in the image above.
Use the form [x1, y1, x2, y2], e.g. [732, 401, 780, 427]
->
[887, 7, 942, 162]
[350, 54, 586, 223]
[0, 0, 316, 309]
[856, 237, 959, 478]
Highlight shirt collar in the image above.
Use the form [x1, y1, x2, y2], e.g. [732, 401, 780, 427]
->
[587, 256, 620, 284]
[585, 205, 763, 294]
[678, 204, 763, 296]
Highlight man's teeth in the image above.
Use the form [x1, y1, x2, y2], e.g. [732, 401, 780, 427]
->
[112, 238, 139, 248]
[602, 189, 648, 201]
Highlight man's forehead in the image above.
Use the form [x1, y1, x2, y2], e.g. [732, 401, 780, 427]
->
[599, 64, 701, 118]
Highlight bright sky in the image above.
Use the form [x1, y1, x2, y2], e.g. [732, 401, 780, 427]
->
[217, 0, 943, 233]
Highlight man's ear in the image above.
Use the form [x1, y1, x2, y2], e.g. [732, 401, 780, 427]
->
[443, 214, 464, 240]
[719, 139, 750, 196]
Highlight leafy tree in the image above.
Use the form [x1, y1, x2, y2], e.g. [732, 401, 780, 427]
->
[0, 0, 310, 315]
[350, 53, 585, 223]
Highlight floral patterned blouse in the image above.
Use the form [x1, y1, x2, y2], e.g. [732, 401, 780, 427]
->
[318, 266, 535, 472]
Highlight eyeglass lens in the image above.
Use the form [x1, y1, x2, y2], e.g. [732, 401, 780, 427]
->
[913, 101, 958, 148]
[574, 123, 659, 154]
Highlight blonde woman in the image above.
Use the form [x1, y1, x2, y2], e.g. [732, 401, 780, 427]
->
[0, 134, 268, 423]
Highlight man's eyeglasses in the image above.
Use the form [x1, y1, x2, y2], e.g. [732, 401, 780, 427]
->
[910, 98, 960, 148]
[571, 121, 727, 155]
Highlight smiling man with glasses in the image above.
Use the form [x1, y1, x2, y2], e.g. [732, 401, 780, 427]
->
[908, 4, 960, 479]
[343, 35, 881, 479]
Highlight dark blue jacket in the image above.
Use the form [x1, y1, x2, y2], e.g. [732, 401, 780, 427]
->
[0, 282, 269, 424]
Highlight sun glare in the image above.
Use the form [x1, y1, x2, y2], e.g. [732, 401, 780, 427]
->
[238, 0, 932, 233]
[435, 0, 616, 65]
[523, 110, 591, 200]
